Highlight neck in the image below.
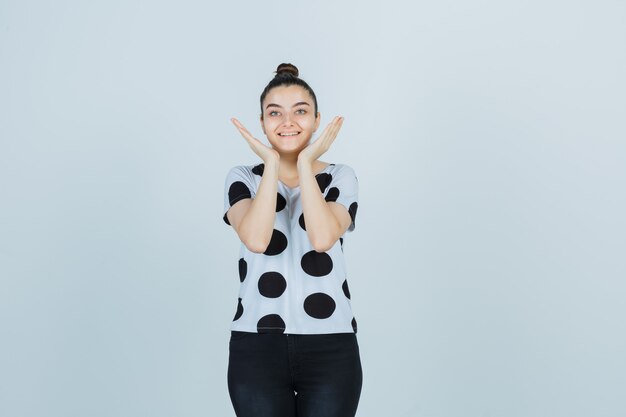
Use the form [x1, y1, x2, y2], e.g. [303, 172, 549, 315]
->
[278, 152, 300, 179]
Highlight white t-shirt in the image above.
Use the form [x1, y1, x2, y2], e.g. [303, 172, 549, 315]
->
[222, 162, 359, 334]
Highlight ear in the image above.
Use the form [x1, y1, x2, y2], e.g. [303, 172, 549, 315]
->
[314, 112, 321, 132]
[260, 115, 266, 135]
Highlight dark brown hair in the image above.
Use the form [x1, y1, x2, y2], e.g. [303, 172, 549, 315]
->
[259, 63, 318, 119]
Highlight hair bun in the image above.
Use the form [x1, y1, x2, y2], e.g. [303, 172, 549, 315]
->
[275, 63, 299, 78]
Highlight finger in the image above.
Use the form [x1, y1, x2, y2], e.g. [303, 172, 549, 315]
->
[329, 116, 342, 133]
[333, 117, 344, 138]
[325, 118, 343, 148]
[325, 117, 343, 143]
[326, 116, 342, 134]
[324, 117, 343, 137]
[231, 117, 245, 130]
[318, 119, 334, 139]
[316, 119, 338, 147]
[231, 118, 250, 134]
[231, 118, 257, 144]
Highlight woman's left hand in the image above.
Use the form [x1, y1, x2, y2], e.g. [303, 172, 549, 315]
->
[297, 116, 344, 165]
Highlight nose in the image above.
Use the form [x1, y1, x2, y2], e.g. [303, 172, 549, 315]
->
[281, 112, 294, 126]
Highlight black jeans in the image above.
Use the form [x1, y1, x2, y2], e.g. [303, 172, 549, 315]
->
[227, 331, 363, 417]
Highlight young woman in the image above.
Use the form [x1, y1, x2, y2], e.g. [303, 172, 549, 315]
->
[222, 63, 362, 417]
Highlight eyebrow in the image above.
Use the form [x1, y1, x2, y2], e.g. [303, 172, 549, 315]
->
[265, 102, 311, 110]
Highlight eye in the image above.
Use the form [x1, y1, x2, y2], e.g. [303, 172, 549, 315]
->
[296, 109, 306, 114]
[269, 110, 280, 116]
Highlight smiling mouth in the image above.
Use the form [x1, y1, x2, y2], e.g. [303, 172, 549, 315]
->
[278, 131, 301, 137]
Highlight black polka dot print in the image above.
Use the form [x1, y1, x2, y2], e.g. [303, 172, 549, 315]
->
[264, 229, 288, 256]
[348, 202, 358, 225]
[228, 181, 252, 206]
[238, 258, 247, 282]
[325, 187, 340, 202]
[316, 173, 332, 193]
[252, 163, 264, 176]
[233, 298, 243, 321]
[301, 250, 333, 277]
[304, 292, 336, 319]
[257, 314, 285, 333]
[223, 162, 359, 334]
[342, 279, 351, 299]
[276, 193, 286, 212]
[258, 271, 287, 298]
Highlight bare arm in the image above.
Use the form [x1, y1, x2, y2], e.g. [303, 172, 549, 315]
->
[298, 161, 352, 252]
[296, 116, 353, 251]
[227, 161, 280, 253]
[227, 117, 282, 253]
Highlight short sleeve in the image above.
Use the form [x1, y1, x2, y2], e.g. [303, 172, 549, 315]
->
[223, 166, 256, 226]
[327, 164, 359, 232]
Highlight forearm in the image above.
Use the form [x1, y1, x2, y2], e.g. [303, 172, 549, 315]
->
[298, 161, 342, 252]
[238, 160, 279, 252]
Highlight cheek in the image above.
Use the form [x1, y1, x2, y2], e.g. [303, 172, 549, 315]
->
[299, 117, 317, 129]
[262, 119, 278, 133]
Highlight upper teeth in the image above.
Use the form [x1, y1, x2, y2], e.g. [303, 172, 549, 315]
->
[280, 132, 299, 136]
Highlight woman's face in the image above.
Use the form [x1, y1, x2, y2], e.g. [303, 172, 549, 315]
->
[260, 84, 320, 155]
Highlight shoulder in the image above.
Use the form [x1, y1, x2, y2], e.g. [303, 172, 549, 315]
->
[224, 163, 264, 198]
[227, 163, 252, 174]
[328, 163, 358, 178]
[226, 162, 264, 178]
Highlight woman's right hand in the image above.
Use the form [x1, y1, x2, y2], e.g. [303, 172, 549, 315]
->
[231, 118, 280, 164]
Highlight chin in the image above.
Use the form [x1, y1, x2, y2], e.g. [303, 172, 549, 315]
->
[272, 138, 310, 152]
[274, 146, 304, 156]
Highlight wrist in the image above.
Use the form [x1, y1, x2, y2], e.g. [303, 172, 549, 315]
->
[265, 160, 280, 173]
[296, 155, 313, 170]
[264, 152, 280, 168]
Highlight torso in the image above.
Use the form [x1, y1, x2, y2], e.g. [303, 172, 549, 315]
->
[222, 161, 359, 334]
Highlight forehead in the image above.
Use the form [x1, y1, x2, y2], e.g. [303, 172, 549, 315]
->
[264, 85, 312, 107]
